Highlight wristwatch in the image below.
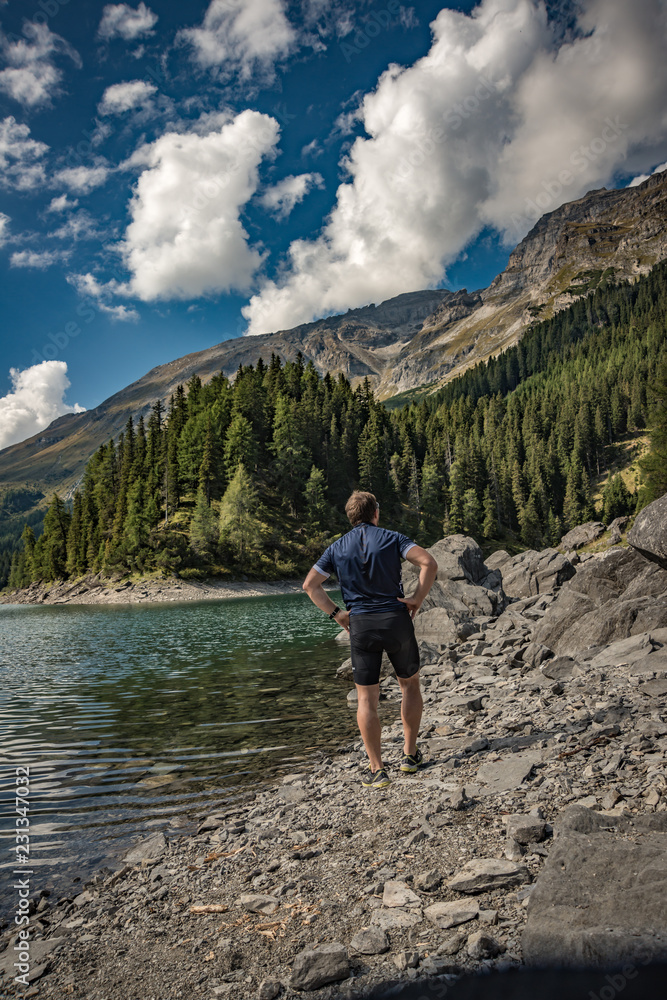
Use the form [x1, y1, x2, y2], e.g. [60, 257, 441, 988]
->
[329, 606, 341, 619]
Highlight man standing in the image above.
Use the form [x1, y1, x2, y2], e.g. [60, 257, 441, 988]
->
[303, 491, 437, 789]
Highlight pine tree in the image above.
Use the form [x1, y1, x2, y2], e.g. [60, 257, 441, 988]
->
[639, 358, 667, 504]
[189, 489, 219, 559]
[41, 494, 71, 580]
[218, 465, 265, 569]
[303, 465, 328, 531]
[224, 413, 255, 478]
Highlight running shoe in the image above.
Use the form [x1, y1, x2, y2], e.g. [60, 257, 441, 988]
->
[362, 767, 391, 789]
[399, 747, 424, 773]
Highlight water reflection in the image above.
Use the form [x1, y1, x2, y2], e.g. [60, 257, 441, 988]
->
[0, 592, 357, 911]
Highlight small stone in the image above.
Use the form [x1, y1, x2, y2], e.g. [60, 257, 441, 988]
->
[506, 814, 547, 845]
[123, 831, 167, 863]
[257, 980, 281, 1000]
[404, 828, 429, 847]
[437, 931, 466, 955]
[425, 900, 479, 929]
[448, 859, 530, 894]
[235, 894, 280, 915]
[450, 787, 467, 811]
[467, 930, 505, 959]
[382, 880, 421, 908]
[413, 869, 441, 892]
[350, 926, 389, 955]
[393, 950, 419, 971]
[290, 943, 349, 992]
[601, 788, 622, 810]
[370, 908, 422, 931]
[479, 909, 498, 925]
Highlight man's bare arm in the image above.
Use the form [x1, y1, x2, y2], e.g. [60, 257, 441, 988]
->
[398, 546, 437, 619]
[302, 567, 350, 632]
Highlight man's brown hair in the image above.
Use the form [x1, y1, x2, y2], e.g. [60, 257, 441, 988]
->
[345, 491, 378, 526]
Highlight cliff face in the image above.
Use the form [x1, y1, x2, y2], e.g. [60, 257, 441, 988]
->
[1, 172, 666, 500]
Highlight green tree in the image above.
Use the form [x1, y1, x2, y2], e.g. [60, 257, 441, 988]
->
[189, 489, 219, 559]
[639, 359, 667, 504]
[303, 465, 328, 531]
[219, 465, 265, 568]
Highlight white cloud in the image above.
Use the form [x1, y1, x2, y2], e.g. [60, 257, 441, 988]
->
[0, 361, 85, 452]
[179, 0, 297, 83]
[53, 163, 111, 194]
[46, 194, 79, 213]
[0, 116, 48, 191]
[98, 79, 157, 115]
[628, 160, 667, 187]
[0, 22, 80, 108]
[109, 109, 280, 302]
[10, 248, 70, 269]
[98, 3, 158, 42]
[260, 172, 323, 218]
[51, 210, 101, 241]
[243, 0, 667, 335]
[0, 211, 9, 246]
[68, 272, 140, 322]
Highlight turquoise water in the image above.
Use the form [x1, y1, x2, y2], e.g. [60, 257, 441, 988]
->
[0, 592, 355, 910]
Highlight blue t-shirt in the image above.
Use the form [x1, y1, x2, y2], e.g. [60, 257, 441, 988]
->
[314, 523, 416, 615]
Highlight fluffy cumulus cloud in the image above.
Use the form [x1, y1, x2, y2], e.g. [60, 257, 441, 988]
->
[98, 3, 158, 42]
[0, 116, 48, 191]
[68, 273, 139, 321]
[179, 0, 297, 82]
[260, 172, 323, 218]
[243, 0, 667, 334]
[98, 79, 157, 115]
[107, 109, 280, 301]
[46, 194, 79, 213]
[0, 361, 85, 452]
[0, 211, 9, 246]
[52, 163, 111, 194]
[0, 22, 80, 108]
[10, 248, 70, 269]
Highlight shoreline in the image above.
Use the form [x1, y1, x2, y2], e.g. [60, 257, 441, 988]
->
[0, 574, 314, 607]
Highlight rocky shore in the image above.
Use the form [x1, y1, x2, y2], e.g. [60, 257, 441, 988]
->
[0, 574, 307, 606]
[1, 496, 666, 999]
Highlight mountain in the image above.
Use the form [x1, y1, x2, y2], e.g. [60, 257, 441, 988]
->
[1, 170, 666, 503]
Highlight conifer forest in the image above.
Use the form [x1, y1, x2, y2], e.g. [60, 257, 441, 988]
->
[6, 260, 667, 590]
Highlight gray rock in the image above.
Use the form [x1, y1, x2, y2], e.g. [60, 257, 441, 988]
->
[407, 535, 506, 618]
[467, 930, 505, 959]
[520, 642, 553, 668]
[533, 547, 667, 655]
[382, 880, 421, 908]
[350, 926, 389, 954]
[290, 943, 349, 992]
[123, 831, 167, 863]
[393, 950, 419, 971]
[424, 900, 479, 929]
[413, 608, 460, 645]
[628, 494, 667, 571]
[523, 806, 667, 967]
[540, 655, 579, 680]
[506, 814, 547, 845]
[448, 859, 530, 894]
[413, 870, 441, 892]
[257, 980, 281, 1000]
[235, 893, 280, 915]
[487, 548, 575, 599]
[476, 750, 543, 794]
[608, 516, 629, 545]
[560, 521, 605, 550]
[370, 907, 423, 930]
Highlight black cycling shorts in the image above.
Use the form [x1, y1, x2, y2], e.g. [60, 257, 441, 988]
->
[349, 609, 420, 686]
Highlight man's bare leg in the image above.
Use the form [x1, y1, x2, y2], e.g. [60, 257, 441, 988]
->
[397, 673, 422, 756]
[355, 683, 383, 772]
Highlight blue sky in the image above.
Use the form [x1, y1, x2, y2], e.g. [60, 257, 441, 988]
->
[1, 0, 666, 449]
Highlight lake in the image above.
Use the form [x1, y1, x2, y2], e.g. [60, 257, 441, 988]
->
[0, 591, 359, 913]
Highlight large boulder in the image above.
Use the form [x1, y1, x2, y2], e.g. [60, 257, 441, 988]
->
[485, 548, 575, 599]
[560, 521, 605, 550]
[523, 806, 667, 967]
[628, 493, 667, 571]
[404, 535, 505, 618]
[533, 547, 667, 656]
